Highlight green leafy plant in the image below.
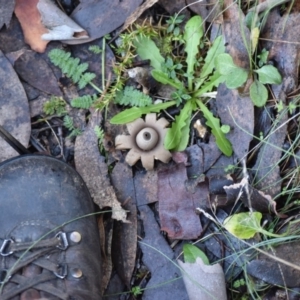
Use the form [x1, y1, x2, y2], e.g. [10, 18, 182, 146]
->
[43, 96, 67, 116]
[112, 15, 233, 156]
[49, 49, 100, 92]
[94, 125, 104, 152]
[131, 286, 143, 296]
[71, 94, 98, 109]
[223, 212, 286, 239]
[183, 244, 209, 265]
[215, 51, 282, 107]
[166, 14, 185, 36]
[63, 115, 82, 137]
[115, 86, 152, 107]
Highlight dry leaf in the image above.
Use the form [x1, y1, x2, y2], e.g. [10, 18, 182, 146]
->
[15, 0, 88, 53]
[74, 110, 128, 222]
[0, 50, 30, 162]
[0, 0, 15, 29]
[111, 162, 137, 287]
[158, 163, 203, 239]
[178, 258, 227, 300]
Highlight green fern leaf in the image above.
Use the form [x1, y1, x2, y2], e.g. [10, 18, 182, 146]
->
[71, 94, 98, 109]
[89, 45, 102, 54]
[114, 86, 152, 107]
[63, 115, 74, 130]
[43, 97, 66, 116]
[69, 128, 82, 137]
[79, 73, 96, 89]
[49, 49, 96, 90]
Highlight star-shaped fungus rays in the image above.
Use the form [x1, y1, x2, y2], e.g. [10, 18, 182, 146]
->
[115, 113, 172, 170]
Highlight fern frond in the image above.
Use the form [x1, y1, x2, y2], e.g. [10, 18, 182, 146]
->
[79, 73, 96, 89]
[71, 94, 98, 109]
[114, 86, 152, 107]
[63, 115, 82, 137]
[89, 45, 102, 54]
[49, 49, 96, 90]
[43, 97, 66, 116]
[69, 128, 82, 137]
[63, 115, 74, 130]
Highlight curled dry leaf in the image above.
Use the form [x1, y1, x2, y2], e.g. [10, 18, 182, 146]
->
[14, 0, 89, 53]
[75, 110, 128, 222]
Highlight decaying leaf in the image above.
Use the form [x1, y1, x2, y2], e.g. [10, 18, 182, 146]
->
[0, 50, 30, 162]
[223, 178, 285, 217]
[74, 110, 128, 222]
[14, 49, 62, 96]
[178, 258, 227, 300]
[15, 0, 89, 53]
[139, 204, 189, 300]
[62, 0, 143, 45]
[251, 6, 300, 198]
[247, 242, 300, 287]
[110, 162, 137, 287]
[158, 163, 204, 239]
[0, 0, 15, 29]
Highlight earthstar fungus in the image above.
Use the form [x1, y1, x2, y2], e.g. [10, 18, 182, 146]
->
[115, 113, 171, 170]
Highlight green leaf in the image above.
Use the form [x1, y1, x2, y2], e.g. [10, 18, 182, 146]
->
[134, 35, 164, 71]
[184, 15, 203, 90]
[164, 101, 192, 150]
[195, 72, 225, 96]
[225, 67, 248, 89]
[250, 80, 268, 107]
[114, 86, 152, 107]
[176, 117, 191, 151]
[215, 53, 248, 89]
[196, 100, 233, 156]
[221, 125, 230, 134]
[215, 53, 239, 75]
[151, 70, 183, 89]
[196, 36, 225, 89]
[110, 101, 176, 124]
[254, 65, 282, 84]
[224, 212, 262, 239]
[183, 244, 210, 265]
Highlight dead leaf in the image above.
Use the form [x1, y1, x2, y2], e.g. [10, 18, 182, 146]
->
[198, 135, 222, 172]
[98, 216, 114, 294]
[222, 0, 251, 69]
[158, 163, 203, 239]
[14, 0, 88, 53]
[0, 50, 30, 162]
[178, 258, 227, 300]
[138, 204, 189, 300]
[134, 169, 158, 205]
[0, 0, 15, 29]
[121, 0, 159, 32]
[186, 0, 222, 23]
[223, 178, 286, 217]
[14, 50, 62, 96]
[158, 0, 190, 18]
[215, 85, 254, 161]
[74, 110, 127, 222]
[250, 6, 300, 198]
[203, 209, 256, 280]
[247, 242, 300, 287]
[62, 0, 143, 45]
[212, 1, 254, 161]
[110, 162, 137, 287]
